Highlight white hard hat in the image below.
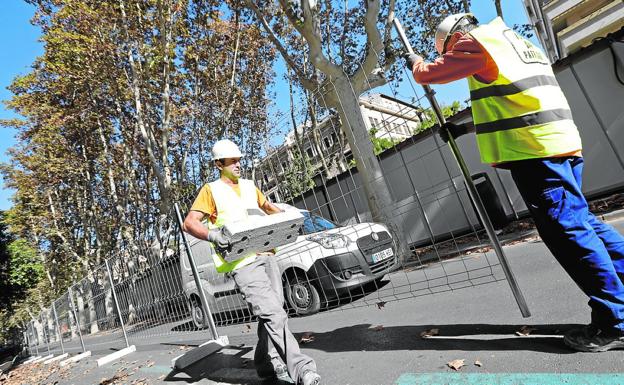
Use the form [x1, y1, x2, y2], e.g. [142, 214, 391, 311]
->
[211, 139, 243, 160]
[435, 13, 477, 55]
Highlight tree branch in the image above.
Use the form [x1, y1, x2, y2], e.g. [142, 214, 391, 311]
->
[277, 0, 341, 77]
[351, 0, 388, 94]
[243, 0, 317, 91]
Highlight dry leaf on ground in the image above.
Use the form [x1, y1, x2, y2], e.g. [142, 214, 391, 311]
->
[146, 360, 155, 367]
[447, 359, 465, 371]
[300, 332, 315, 344]
[420, 328, 439, 338]
[474, 360, 483, 367]
[371, 325, 384, 331]
[516, 325, 537, 336]
[376, 301, 387, 309]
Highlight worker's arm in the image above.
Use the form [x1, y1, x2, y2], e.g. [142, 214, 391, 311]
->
[255, 187, 284, 215]
[183, 210, 211, 240]
[261, 200, 284, 215]
[411, 34, 493, 85]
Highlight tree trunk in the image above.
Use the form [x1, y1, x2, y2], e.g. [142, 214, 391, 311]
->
[331, 77, 408, 259]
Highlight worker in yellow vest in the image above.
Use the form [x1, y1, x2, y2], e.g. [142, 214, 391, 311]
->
[405, 14, 624, 352]
[184, 139, 321, 384]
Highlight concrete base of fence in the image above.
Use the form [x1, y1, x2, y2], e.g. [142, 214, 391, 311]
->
[97, 345, 136, 367]
[31, 354, 53, 364]
[44, 353, 68, 364]
[60, 351, 91, 367]
[23, 356, 41, 364]
[171, 335, 229, 370]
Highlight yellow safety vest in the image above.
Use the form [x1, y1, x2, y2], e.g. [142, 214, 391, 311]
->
[208, 178, 258, 273]
[468, 17, 582, 164]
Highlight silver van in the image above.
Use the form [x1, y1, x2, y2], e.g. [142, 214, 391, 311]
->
[181, 205, 399, 327]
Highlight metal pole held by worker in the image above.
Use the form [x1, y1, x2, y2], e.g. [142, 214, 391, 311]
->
[392, 17, 531, 318]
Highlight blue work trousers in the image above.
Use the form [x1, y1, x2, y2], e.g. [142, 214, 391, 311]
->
[508, 156, 624, 332]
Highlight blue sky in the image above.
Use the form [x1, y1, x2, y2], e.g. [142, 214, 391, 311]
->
[0, 0, 535, 211]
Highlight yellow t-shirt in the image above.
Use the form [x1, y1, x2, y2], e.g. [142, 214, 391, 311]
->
[190, 182, 267, 225]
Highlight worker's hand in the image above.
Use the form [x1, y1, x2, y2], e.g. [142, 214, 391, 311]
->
[402, 53, 423, 71]
[438, 122, 469, 143]
[206, 228, 230, 250]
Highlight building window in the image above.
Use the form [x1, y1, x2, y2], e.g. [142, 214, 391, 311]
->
[323, 136, 331, 149]
[263, 173, 269, 183]
[331, 132, 338, 144]
[306, 147, 314, 158]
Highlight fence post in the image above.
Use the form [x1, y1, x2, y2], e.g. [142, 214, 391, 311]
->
[68, 286, 86, 352]
[393, 17, 531, 318]
[52, 301, 65, 354]
[40, 312, 50, 355]
[105, 259, 130, 348]
[31, 320, 39, 356]
[174, 203, 220, 340]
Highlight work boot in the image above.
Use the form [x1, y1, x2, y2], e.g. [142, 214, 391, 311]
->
[300, 370, 321, 385]
[564, 324, 624, 352]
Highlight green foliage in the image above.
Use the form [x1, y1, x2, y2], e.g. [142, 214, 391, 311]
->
[418, 101, 463, 132]
[7, 239, 43, 289]
[369, 126, 401, 155]
[283, 151, 316, 200]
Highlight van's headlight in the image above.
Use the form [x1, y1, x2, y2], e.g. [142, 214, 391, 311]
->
[306, 233, 350, 249]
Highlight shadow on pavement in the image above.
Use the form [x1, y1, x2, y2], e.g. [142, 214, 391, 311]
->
[294, 323, 583, 354]
[164, 345, 293, 384]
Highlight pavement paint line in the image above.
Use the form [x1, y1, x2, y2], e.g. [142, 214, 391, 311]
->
[139, 365, 172, 374]
[395, 373, 624, 385]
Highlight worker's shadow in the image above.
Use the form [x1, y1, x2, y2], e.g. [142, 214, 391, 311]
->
[293, 323, 582, 354]
[164, 345, 293, 384]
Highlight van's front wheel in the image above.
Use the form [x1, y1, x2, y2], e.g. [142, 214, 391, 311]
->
[284, 271, 321, 316]
[191, 296, 206, 329]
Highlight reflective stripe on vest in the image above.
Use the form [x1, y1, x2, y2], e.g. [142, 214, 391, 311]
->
[468, 17, 582, 164]
[208, 178, 258, 273]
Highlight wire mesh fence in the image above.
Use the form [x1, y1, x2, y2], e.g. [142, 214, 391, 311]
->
[23, 35, 528, 357]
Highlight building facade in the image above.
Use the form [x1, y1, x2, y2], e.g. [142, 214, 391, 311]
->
[255, 94, 422, 203]
[523, 0, 624, 62]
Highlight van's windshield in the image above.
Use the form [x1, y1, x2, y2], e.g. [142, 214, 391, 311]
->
[301, 212, 338, 234]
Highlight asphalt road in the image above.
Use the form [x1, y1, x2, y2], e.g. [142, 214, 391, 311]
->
[13, 216, 624, 385]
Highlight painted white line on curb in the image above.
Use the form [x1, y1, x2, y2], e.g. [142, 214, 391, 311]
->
[32, 354, 54, 363]
[23, 356, 41, 364]
[97, 345, 136, 367]
[59, 351, 91, 367]
[44, 353, 69, 364]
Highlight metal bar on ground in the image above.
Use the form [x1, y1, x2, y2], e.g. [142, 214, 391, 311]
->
[392, 17, 531, 318]
[68, 286, 86, 352]
[171, 203, 229, 370]
[51, 302, 65, 354]
[105, 259, 130, 348]
[174, 203, 220, 340]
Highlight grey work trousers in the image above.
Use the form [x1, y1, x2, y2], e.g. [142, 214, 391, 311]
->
[231, 255, 316, 383]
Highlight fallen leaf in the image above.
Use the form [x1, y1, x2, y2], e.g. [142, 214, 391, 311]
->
[179, 345, 188, 350]
[371, 325, 384, 331]
[146, 360, 155, 367]
[376, 301, 386, 309]
[447, 359, 465, 371]
[516, 325, 537, 336]
[474, 360, 482, 367]
[300, 332, 315, 344]
[158, 374, 166, 380]
[420, 328, 439, 338]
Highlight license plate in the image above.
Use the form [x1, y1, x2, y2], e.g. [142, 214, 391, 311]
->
[371, 247, 394, 263]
